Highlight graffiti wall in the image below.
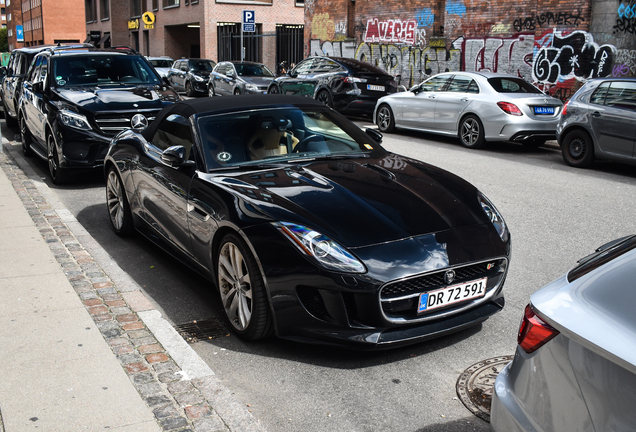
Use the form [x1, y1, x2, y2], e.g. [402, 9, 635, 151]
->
[305, 0, 636, 101]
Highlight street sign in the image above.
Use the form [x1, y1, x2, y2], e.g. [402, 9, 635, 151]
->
[242, 10, 255, 32]
[16, 25, 24, 42]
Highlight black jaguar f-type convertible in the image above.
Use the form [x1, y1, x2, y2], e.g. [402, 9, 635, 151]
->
[105, 95, 511, 349]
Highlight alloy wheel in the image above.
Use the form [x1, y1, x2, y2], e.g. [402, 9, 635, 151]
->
[218, 242, 253, 331]
[106, 171, 126, 231]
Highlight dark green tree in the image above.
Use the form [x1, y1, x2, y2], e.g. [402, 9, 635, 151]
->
[0, 28, 7, 52]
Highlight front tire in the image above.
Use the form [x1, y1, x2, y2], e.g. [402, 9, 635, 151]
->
[186, 81, 195, 97]
[106, 167, 134, 236]
[316, 89, 332, 107]
[20, 116, 33, 157]
[268, 85, 280, 94]
[47, 133, 68, 184]
[208, 85, 216, 97]
[234, 88, 241, 96]
[459, 115, 486, 149]
[376, 104, 395, 133]
[217, 233, 273, 340]
[562, 130, 594, 168]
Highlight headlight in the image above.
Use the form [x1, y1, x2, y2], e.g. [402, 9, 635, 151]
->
[58, 110, 92, 131]
[245, 84, 258, 91]
[478, 192, 509, 243]
[193, 75, 206, 81]
[272, 222, 366, 273]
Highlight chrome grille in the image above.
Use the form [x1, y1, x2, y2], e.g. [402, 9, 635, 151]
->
[95, 112, 158, 136]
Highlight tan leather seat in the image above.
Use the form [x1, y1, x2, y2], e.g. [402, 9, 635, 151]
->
[247, 118, 289, 160]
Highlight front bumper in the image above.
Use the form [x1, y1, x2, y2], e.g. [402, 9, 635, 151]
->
[56, 123, 111, 171]
[245, 224, 510, 349]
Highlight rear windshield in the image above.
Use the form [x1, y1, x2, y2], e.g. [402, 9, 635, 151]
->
[488, 77, 543, 94]
[150, 59, 173, 68]
[334, 58, 388, 75]
[53, 55, 161, 87]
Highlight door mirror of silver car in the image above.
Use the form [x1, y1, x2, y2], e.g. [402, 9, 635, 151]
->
[226, 70, 235, 78]
[365, 128, 383, 143]
[410, 84, 423, 94]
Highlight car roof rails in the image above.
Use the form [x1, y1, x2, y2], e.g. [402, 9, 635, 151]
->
[106, 46, 139, 55]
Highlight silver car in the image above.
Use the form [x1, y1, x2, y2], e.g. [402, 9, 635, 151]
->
[556, 78, 636, 168]
[146, 56, 174, 78]
[491, 235, 636, 432]
[374, 72, 562, 149]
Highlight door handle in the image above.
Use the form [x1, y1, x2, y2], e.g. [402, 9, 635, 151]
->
[461, 98, 469, 102]
[592, 111, 601, 117]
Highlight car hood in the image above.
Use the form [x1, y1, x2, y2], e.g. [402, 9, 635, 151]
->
[53, 85, 179, 111]
[206, 155, 496, 248]
[242, 76, 275, 86]
[191, 71, 211, 79]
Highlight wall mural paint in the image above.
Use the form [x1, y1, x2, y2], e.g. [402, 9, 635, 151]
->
[307, 7, 634, 101]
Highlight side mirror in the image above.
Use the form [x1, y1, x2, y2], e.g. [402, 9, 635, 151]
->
[226, 70, 235, 78]
[289, 70, 298, 78]
[365, 128, 383, 143]
[180, 66, 188, 72]
[161, 145, 195, 167]
[6, 67, 13, 77]
[32, 81, 44, 94]
[410, 85, 422, 94]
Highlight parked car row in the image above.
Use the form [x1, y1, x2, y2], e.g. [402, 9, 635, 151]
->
[2, 46, 634, 430]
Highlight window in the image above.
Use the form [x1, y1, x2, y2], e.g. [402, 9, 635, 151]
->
[292, 59, 314, 75]
[152, 114, 194, 160]
[590, 82, 610, 105]
[85, 0, 96, 22]
[420, 74, 451, 92]
[162, 0, 178, 8]
[215, 0, 271, 3]
[604, 82, 636, 111]
[447, 75, 478, 93]
[100, 0, 109, 20]
[130, 0, 141, 17]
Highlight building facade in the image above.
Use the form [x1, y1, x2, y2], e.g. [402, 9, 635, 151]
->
[5, 0, 86, 50]
[305, 0, 636, 100]
[84, 0, 305, 75]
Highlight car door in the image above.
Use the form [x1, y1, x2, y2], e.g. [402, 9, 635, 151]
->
[134, 113, 197, 256]
[401, 74, 452, 129]
[279, 58, 315, 95]
[434, 74, 478, 132]
[24, 55, 50, 147]
[169, 60, 186, 91]
[217, 63, 235, 96]
[590, 81, 636, 159]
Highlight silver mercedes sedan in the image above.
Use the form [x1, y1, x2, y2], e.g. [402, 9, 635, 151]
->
[491, 235, 636, 432]
[374, 72, 562, 149]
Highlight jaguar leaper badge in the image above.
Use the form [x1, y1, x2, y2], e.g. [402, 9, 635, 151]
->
[444, 269, 456, 285]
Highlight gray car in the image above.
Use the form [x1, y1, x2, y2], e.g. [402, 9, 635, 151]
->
[207, 61, 275, 97]
[491, 235, 636, 432]
[556, 78, 636, 168]
[374, 72, 562, 149]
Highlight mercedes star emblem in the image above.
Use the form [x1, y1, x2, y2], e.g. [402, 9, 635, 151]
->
[131, 114, 148, 129]
[444, 269, 456, 285]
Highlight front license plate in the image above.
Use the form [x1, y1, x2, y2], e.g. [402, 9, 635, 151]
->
[418, 277, 488, 313]
[534, 106, 555, 115]
[367, 84, 385, 91]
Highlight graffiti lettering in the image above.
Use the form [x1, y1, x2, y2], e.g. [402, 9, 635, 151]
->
[446, 0, 466, 17]
[513, 12, 585, 31]
[533, 30, 616, 83]
[364, 18, 418, 45]
[618, 1, 636, 18]
[415, 8, 435, 28]
[613, 17, 636, 33]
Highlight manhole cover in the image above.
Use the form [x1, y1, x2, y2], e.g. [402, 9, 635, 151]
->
[174, 318, 230, 343]
[456, 355, 513, 422]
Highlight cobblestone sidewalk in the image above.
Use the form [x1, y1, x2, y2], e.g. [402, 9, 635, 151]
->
[0, 144, 264, 432]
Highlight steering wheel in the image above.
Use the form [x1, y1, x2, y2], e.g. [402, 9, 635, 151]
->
[292, 134, 322, 153]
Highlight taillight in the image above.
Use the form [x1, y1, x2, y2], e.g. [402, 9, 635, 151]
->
[497, 101, 523, 116]
[562, 101, 569, 116]
[517, 304, 559, 353]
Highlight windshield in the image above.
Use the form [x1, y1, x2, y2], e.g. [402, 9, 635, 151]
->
[488, 77, 543, 94]
[190, 60, 215, 72]
[234, 63, 274, 77]
[197, 106, 386, 171]
[53, 55, 162, 87]
[150, 59, 173, 68]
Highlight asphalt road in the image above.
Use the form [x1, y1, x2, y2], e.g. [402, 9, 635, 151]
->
[5, 118, 636, 432]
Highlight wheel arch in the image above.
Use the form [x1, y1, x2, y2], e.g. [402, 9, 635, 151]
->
[211, 224, 279, 333]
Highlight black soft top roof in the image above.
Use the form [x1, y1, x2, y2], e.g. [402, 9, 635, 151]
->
[142, 94, 324, 141]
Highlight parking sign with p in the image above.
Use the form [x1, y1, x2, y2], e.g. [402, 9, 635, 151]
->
[242, 10, 255, 32]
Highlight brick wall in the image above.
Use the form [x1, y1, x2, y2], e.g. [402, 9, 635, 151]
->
[305, 0, 636, 101]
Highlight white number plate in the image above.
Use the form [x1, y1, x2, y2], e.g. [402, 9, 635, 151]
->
[367, 84, 385, 91]
[418, 277, 487, 313]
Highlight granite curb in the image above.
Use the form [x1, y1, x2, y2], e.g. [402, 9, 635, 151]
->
[0, 138, 265, 432]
